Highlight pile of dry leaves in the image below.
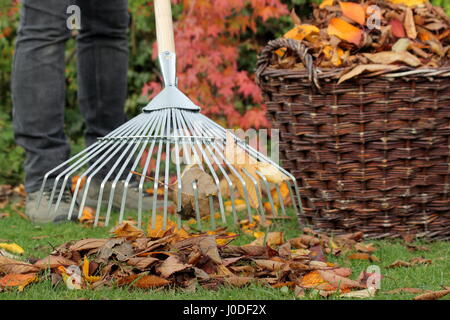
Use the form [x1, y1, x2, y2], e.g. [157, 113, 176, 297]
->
[275, 0, 450, 83]
[0, 216, 447, 300]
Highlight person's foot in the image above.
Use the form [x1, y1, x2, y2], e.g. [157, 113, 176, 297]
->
[78, 179, 168, 211]
[26, 189, 79, 224]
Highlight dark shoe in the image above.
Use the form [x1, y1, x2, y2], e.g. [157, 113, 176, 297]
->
[26, 189, 79, 224]
[78, 179, 168, 211]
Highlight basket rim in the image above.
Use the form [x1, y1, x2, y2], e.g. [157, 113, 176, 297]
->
[256, 38, 450, 88]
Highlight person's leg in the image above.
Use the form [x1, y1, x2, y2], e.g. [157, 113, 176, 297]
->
[12, 0, 72, 194]
[75, 0, 129, 148]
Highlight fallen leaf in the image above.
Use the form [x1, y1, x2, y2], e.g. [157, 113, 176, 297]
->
[386, 288, 430, 295]
[0, 243, 24, 255]
[223, 276, 253, 287]
[147, 215, 189, 240]
[390, 19, 406, 38]
[254, 259, 286, 272]
[0, 256, 40, 274]
[157, 255, 191, 278]
[348, 253, 371, 260]
[266, 232, 284, 247]
[118, 274, 171, 289]
[69, 238, 109, 252]
[0, 273, 37, 291]
[79, 207, 95, 224]
[173, 165, 217, 218]
[110, 221, 145, 239]
[199, 236, 222, 264]
[404, 8, 417, 39]
[413, 289, 450, 300]
[340, 287, 377, 298]
[82, 256, 102, 283]
[328, 17, 363, 46]
[363, 51, 421, 67]
[318, 270, 364, 290]
[338, 64, 400, 84]
[339, 1, 365, 25]
[34, 255, 76, 269]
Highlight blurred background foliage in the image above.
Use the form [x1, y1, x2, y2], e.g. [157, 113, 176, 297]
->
[0, 0, 448, 185]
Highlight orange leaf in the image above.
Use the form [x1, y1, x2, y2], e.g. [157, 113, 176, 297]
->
[110, 221, 145, 239]
[147, 215, 190, 240]
[79, 206, 95, 224]
[339, 1, 365, 25]
[0, 273, 37, 291]
[328, 18, 363, 46]
[300, 271, 336, 291]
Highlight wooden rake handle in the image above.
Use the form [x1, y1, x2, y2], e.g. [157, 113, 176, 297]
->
[154, 0, 176, 54]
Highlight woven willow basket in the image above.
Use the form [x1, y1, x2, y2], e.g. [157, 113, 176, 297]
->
[256, 38, 450, 240]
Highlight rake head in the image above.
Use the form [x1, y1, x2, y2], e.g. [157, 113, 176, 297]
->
[37, 0, 303, 231]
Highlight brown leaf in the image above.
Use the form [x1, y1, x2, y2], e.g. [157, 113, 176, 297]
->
[318, 270, 365, 290]
[254, 259, 285, 272]
[348, 253, 371, 260]
[126, 257, 159, 270]
[199, 236, 222, 264]
[34, 255, 76, 269]
[338, 64, 400, 84]
[331, 267, 352, 278]
[386, 288, 430, 295]
[118, 274, 171, 289]
[266, 232, 284, 247]
[387, 260, 411, 268]
[173, 165, 218, 218]
[0, 256, 40, 274]
[413, 289, 450, 300]
[354, 243, 376, 253]
[157, 255, 191, 278]
[404, 8, 417, 39]
[69, 239, 109, 252]
[363, 51, 421, 67]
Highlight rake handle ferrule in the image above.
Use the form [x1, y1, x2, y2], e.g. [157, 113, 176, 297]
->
[154, 0, 176, 54]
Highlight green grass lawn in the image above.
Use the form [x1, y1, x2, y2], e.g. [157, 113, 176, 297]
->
[0, 202, 449, 300]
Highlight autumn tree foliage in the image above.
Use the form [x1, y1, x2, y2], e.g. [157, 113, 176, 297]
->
[142, 0, 289, 130]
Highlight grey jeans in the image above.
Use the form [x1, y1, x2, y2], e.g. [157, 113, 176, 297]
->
[12, 0, 129, 193]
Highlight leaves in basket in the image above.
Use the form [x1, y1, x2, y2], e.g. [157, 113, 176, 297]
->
[339, 1, 366, 26]
[327, 18, 363, 46]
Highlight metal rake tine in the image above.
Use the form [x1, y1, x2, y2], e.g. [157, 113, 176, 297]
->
[113, 115, 158, 225]
[275, 184, 286, 217]
[37, 115, 140, 209]
[171, 110, 183, 214]
[52, 117, 144, 215]
[138, 110, 165, 228]
[151, 110, 168, 230]
[209, 195, 216, 229]
[118, 112, 162, 227]
[193, 180, 201, 229]
[162, 109, 172, 231]
[188, 114, 231, 223]
[255, 170, 275, 221]
[89, 121, 147, 225]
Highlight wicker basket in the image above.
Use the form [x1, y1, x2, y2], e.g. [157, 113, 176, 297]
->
[256, 38, 450, 240]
